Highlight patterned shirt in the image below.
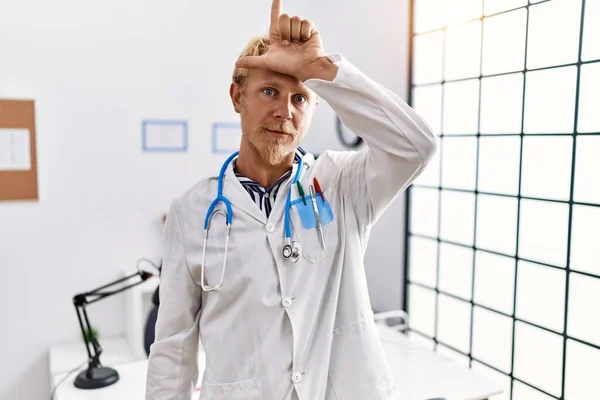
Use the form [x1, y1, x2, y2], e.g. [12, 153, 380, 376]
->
[235, 148, 306, 218]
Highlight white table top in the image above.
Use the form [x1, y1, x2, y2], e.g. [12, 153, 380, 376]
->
[52, 324, 502, 400]
[49, 337, 139, 377]
[52, 357, 204, 400]
[376, 324, 502, 400]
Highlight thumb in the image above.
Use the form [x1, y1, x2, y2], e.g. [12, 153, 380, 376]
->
[235, 55, 268, 70]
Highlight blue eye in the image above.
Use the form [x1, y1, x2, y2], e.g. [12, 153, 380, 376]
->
[295, 95, 306, 103]
[263, 88, 275, 96]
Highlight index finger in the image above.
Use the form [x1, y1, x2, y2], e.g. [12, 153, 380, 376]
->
[270, 0, 282, 29]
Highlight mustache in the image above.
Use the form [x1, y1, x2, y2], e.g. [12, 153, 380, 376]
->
[262, 123, 298, 136]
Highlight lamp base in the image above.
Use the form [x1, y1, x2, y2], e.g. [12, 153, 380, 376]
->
[74, 366, 119, 389]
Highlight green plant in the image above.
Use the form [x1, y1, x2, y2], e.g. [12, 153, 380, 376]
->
[83, 327, 99, 344]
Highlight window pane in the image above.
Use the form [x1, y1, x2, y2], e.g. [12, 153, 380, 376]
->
[574, 136, 600, 204]
[443, 79, 480, 134]
[471, 361, 511, 400]
[474, 251, 515, 315]
[438, 294, 472, 353]
[521, 136, 573, 201]
[445, 0, 482, 25]
[568, 273, 600, 347]
[413, 84, 443, 135]
[578, 62, 600, 133]
[440, 191, 476, 245]
[516, 261, 566, 332]
[413, 31, 444, 85]
[565, 340, 600, 400]
[482, 9, 527, 75]
[408, 236, 438, 287]
[582, 0, 600, 61]
[513, 381, 556, 400]
[472, 307, 513, 373]
[476, 195, 518, 256]
[524, 66, 577, 134]
[518, 199, 569, 267]
[514, 322, 563, 397]
[408, 284, 437, 337]
[441, 137, 477, 190]
[414, 0, 447, 34]
[484, 0, 527, 15]
[445, 20, 482, 81]
[439, 243, 473, 299]
[478, 137, 521, 196]
[409, 187, 439, 237]
[527, 0, 582, 69]
[480, 73, 524, 134]
[570, 205, 600, 276]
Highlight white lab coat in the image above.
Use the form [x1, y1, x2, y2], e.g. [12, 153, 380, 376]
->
[145, 53, 438, 400]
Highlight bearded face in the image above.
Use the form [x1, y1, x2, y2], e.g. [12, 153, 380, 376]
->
[231, 68, 317, 166]
[241, 108, 304, 165]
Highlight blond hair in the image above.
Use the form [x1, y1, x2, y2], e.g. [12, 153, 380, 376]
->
[232, 35, 270, 86]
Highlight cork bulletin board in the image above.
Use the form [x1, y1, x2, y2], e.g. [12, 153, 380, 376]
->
[0, 99, 38, 201]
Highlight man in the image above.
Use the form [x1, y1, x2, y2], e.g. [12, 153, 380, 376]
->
[145, 1, 437, 399]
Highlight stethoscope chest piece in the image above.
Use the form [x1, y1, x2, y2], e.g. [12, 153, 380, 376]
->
[282, 241, 302, 263]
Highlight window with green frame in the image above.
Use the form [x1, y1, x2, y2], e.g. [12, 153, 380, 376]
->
[405, 1, 600, 399]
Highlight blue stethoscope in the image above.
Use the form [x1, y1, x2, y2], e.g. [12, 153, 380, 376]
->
[200, 149, 305, 292]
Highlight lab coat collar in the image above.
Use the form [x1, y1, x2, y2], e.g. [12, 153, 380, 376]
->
[221, 150, 314, 225]
[223, 162, 268, 224]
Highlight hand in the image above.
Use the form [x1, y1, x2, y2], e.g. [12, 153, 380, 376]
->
[235, 0, 333, 81]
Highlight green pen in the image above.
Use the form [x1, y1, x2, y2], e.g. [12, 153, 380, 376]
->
[296, 181, 307, 205]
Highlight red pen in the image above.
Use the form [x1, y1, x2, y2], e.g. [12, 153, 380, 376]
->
[313, 177, 325, 202]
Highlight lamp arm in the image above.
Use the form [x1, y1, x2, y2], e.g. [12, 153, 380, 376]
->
[74, 270, 152, 305]
[71, 269, 154, 367]
[73, 302, 94, 362]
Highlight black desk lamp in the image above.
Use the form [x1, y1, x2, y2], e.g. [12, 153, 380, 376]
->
[72, 267, 154, 389]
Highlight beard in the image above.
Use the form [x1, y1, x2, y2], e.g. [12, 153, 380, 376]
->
[241, 118, 303, 166]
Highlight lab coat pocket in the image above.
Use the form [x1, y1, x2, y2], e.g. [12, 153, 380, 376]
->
[201, 377, 262, 400]
[328, 319, 395, 399]
[290, 191, 341, 263]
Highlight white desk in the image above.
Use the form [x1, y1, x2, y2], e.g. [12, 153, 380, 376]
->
[51, 324, 502, 400]
[376, 324, 502, 400]
[52, 356, 205, 400]
[49, 337, 139, 377]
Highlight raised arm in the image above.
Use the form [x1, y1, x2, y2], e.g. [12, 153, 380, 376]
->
[304, 56, 438, 225]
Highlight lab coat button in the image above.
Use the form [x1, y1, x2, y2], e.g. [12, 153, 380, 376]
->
[266, 223, 275, 233]
[282, 297, 293, 308]
[292, 372, 303, 383]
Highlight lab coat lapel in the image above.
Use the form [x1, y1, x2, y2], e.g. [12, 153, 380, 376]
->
[268, 161, 300, 223]
[223, 163, 268, 225]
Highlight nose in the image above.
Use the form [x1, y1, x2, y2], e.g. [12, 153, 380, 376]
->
[273, 97, 293, 120]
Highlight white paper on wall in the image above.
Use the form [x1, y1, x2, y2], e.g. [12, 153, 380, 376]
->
[0, 128, 31, 171]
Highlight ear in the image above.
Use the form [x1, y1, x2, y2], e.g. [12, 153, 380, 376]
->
[230, 82, 243, 114]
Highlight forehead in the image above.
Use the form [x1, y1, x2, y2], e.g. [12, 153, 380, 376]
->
[246, 69, 312, 94]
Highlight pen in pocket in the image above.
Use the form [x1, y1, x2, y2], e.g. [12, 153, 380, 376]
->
[309, 185, 326, 250]
[296, 181, 307, 205]
[313, 177, 325, 202]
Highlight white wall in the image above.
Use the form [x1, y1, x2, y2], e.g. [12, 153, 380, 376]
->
[0, 0, 409, 398]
